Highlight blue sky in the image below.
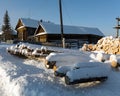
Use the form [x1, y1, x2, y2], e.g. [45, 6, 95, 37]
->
[0, 0, 120, 36]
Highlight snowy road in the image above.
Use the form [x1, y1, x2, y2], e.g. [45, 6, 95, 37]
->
[0, 44, 120, 96]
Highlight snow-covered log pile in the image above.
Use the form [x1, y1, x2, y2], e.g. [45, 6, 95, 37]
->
[65, 62, 110, 85]
[45, 52, 91, 69]
[90, 52, 120, 68]
[47, 52, 110, 85]
[6, 43, 111, 85]
[46, 52, 111, 84]
[82, 36, 120, 54]
[7, 43, 55, 60]
[54, 62, 108, 77]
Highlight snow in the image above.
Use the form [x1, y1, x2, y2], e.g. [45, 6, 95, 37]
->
[40, 21, 104, 36]
[109, 55, 120, 65]
[55, 65, 73, 75]
[66, 65, 110, 82]
[40, 46, 47, 52]
[46, 52, 92, 67]
[55, 61, 110, 78]
[66, 62, 110, 82]
[32, 48, 41, 56]
[1, 43, 120, 96]
[11, 29, 17, 35]
[90, 52, 110, 62]
[20, 18, 39, 28]
[73, 62, 108, 68]
[0, 31, 3, 35]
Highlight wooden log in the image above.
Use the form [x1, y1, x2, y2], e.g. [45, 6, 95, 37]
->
[65, 64, 109, 85]
[65, 76, 108, 85]
[88, 44, 93, 50]
[116, 49, 120, 54]
[44, 60, 56, 69]
[111, 60, 119, 68]
[54, 71, 66, 77]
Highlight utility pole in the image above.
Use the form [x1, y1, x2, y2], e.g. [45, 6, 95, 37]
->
[114, 17, 120, 38]
[59, 0, 65, 48]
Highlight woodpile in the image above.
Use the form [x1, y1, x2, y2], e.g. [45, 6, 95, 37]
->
[81, 36, 120, 55]
[7, 44, 56, 62]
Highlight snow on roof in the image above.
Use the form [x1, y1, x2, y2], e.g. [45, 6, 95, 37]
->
[19, 18, 104, 36]
[0, 30, 17, 35]
[35, 32, 47, 36]
[11, 29, 17, 35]
[0, 31, 3, 35]
[40, 22, 104, 36]
[21, 18, 39, 28]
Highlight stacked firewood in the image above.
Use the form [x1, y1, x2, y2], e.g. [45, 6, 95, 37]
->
[82, 36, 120, 54]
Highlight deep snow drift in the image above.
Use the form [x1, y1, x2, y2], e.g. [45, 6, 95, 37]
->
[0, 43, 120, 96]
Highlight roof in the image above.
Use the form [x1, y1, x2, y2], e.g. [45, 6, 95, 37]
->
[38, 22, 104, 36]
[0, 29, 17, 35]
[11, 29, 17, 35]
[17, 18, 104, 36]
[20, 18, 39, 28]
[0, 31, 3, 35]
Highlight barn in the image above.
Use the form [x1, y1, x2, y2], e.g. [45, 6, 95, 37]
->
[15, 18, 104, 48]
[15, 18, 39, 41]
[34, 21, 104, 48]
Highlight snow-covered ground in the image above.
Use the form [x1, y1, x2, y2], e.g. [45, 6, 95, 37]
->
[0, 43, 120, 96]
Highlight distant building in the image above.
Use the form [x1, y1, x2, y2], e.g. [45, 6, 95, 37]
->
[11, 29, 17, 40]
[15, 18, 39, 41]
[15, 18, 104, 47]
[0, 29, 17, 42]
[0, 31, 3, 41]
[35, 21, 104, 42]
